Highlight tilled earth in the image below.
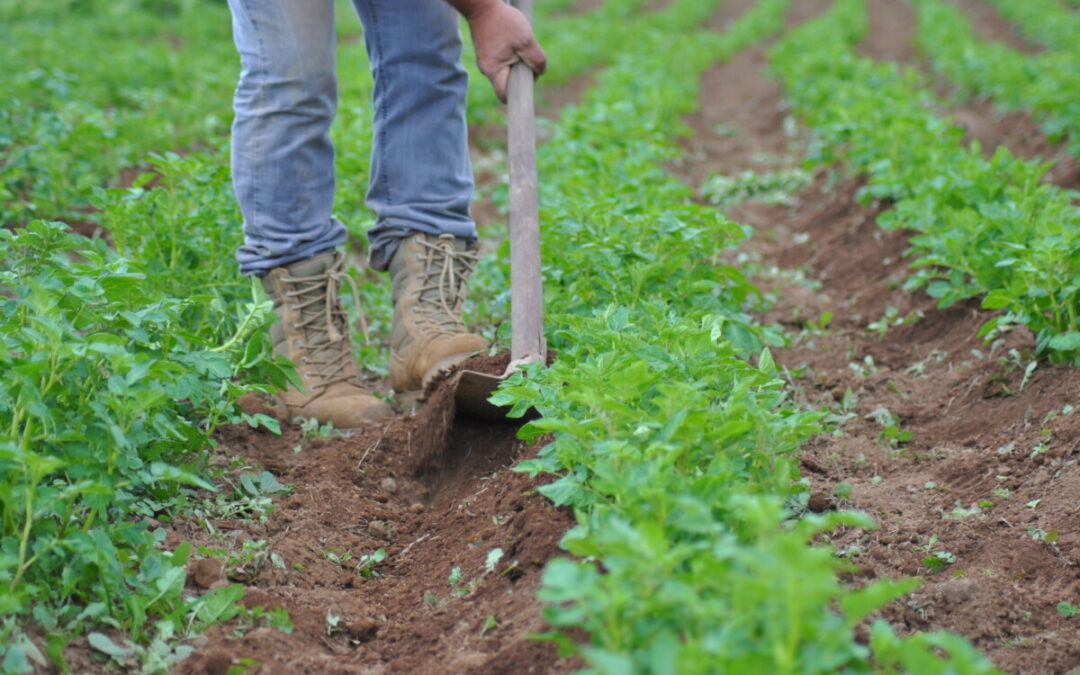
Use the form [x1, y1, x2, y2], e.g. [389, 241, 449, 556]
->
[172, 355, 577, 674]
[54, 0, 1079, 672]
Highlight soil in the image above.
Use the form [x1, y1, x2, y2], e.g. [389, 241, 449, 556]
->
[165, 351, 577, 674]
[673, 0, 1080, 673]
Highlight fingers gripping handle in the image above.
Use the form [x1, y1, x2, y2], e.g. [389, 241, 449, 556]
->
[507, 0, 545, 367]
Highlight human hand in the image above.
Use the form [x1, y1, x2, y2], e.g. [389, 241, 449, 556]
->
[463, 1, 547, 102]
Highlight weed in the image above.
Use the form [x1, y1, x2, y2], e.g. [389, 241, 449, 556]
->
[700, 167, 812, 210]
[923, 551, 958, 574]
[1058, 602, 1079, 619]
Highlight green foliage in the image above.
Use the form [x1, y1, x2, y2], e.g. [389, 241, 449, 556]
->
[489, 0, 995, 670]
[980, 0, 1080, 56]
[0, 220, 291, 662]
[701, 168, 813, 210]
[0, 1, 235, 226]
[772, 0, 1080, 363]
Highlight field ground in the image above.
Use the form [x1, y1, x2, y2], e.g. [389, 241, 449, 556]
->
[4, 0, 1079, 672]
[174, 1, 1078, 672]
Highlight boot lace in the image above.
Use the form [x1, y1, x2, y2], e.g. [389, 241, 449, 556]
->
[281, 252, 370, 391]
[413, 236, 479, 338]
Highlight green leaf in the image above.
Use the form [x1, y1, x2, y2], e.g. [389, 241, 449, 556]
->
[1047, 332, 1080, 351]
[926, 281, 951, 299]
[980, 289, 1013, 310]
[190, 584, 244, 630]
[1, 646, 33, 675]
[840, 578, 920, 623]
[87, 632, 131, 659]
[150, 462, 215, 491]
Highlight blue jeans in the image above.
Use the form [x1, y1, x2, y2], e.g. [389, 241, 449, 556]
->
[227, 0, 477, 275]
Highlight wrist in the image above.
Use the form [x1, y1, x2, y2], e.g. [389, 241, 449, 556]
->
[449, 0, 501, 21]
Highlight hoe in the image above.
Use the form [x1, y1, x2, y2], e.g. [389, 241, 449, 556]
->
[452, 0, 547, 419]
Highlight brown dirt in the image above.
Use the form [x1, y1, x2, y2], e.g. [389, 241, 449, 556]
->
[163, 355, 575, 673]
[673, 1, 1080, 674]
[947, 0, 1042, 55]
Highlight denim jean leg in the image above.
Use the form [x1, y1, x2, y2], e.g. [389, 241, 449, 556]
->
[227, 0, 347, 276]
[353, 0, 477, 271]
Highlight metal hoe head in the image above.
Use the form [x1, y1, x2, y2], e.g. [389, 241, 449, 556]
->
[453, 356, 543, 421]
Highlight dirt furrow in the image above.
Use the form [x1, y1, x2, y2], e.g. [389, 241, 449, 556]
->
[676, 0, 1080, 673]
[947, 0, 1042, 54]
[167, 360, 575, 674]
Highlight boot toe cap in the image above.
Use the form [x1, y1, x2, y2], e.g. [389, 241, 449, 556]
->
[396, 334, 489, 393]
[302, 393, 395, 429]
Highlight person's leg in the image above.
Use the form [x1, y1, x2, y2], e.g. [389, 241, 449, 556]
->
[227, 0, 347, 276]
[352, 0, 477, 272]
[226, 0, 391, 427]
[353, 0, 486, 398]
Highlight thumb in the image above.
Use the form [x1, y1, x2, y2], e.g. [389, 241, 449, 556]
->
[493, 66, 511, 103]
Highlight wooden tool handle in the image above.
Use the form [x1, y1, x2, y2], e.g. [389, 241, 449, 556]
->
[507, 0, 546, 366]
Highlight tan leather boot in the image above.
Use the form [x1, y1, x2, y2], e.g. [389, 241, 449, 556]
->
[389, 233, 489, 396]
[263, 251, 393, 428]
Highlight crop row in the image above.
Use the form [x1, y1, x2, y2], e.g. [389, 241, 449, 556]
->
[912, 0, 1080, 158]
[494, 0, 995, 671]
[770, 0, 1080, 362]
[980, 0, 1080, 55]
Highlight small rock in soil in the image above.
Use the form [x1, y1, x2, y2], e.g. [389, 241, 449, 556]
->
[201, 648, 234, 675]
[346, 618, 379, 642]
[936, 579, 975, 605]
[381, 477, 398, 494]
[409, 503, 425, 513]
[188, 558, 224, 590]
[368, 520, 389, 538]
[807, 492, 833, 513]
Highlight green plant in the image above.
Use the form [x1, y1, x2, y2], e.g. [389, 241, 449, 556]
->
[700, 167, 813, 209]
[356, 548, 387, 579]
[923, 551, 957, 574]
[0, 220, 294, 665]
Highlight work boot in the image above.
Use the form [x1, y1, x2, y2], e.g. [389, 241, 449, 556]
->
[389, 233, 489, 396]
[263, 251, 393, 428]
